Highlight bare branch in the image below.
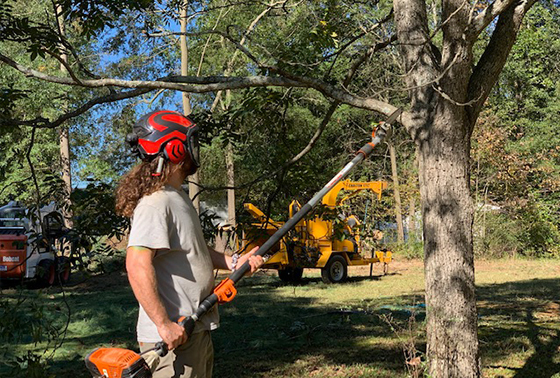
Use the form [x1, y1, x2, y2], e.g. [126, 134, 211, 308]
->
[431, 84, 482, 106]
[0, 52, 411, 127]
[200, 31, 403, 195]
[4, 88, 152, 129]
[465, 0, 519, 40]
[147, 29, 263, 67]
[42, 48, 83, 85]
[196, 8, 230, 76]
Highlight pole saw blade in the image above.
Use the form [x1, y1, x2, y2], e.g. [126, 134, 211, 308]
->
[385, 108, 403, 125]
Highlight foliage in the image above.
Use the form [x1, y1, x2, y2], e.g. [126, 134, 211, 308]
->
[0, 289, 66, 378]
[199, 208, 220, 243]
[68, 182, 129, 272]
[472, 4, 560, 257]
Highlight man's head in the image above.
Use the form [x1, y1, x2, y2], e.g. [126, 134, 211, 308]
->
[115, 110, 200, 217]
[126, 110, 200, 176]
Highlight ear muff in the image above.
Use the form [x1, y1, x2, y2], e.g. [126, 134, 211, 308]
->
[164, 139, 188, 164]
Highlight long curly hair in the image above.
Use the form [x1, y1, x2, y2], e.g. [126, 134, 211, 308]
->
[115, 159, 173, 218]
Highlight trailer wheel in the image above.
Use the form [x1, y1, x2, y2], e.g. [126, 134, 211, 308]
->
[37, 259, 56, 286]
[56, 256, 71, 284]
[321, 255, 348, 284]
[278, 267, 304, 283]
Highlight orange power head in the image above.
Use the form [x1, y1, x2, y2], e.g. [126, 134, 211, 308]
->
[214, 278, 237, 303]
[85, 347, 151, 378]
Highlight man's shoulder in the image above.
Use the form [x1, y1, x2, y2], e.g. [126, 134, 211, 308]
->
[137, 188, 172, 208]
[137, 187, 187, 209]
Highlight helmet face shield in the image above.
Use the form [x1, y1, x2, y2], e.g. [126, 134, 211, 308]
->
[186, 125, 200, 168]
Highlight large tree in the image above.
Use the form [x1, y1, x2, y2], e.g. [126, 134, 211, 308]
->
[0, 0, 542, 376]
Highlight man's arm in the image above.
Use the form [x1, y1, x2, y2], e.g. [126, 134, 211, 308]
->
[207, 245, 232, 270]
[207, 246, 263, 274]
[126, 246, 186, 350]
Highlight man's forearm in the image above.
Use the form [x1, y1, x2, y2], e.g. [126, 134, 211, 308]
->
[208, 246, 232, 270]
[126, 247, 170, 327]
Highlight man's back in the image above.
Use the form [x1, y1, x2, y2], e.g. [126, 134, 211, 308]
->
[128, 186, 219, 342]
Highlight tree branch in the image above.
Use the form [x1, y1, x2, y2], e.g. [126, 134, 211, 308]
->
[3, 88, 152, 129]
[209, 1, 283, 111]
[0, 52, 411, 128]
[467, 0, 538, 123]
[465, 0, 519, 40]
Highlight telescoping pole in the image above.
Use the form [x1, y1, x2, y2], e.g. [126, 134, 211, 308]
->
[178, 108, 403, 337]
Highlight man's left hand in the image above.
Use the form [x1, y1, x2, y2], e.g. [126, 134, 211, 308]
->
[237, 247, 264, 276]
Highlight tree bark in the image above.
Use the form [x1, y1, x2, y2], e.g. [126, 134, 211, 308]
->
[417, 103, 479, 378]
[226, 141, 235, 226]
[409, 196, 416, 242]
[389, 143, 404, 243]
[57, 5, 73, 229]
[394, 0, 479, 375]
[180, 0, 200, 213]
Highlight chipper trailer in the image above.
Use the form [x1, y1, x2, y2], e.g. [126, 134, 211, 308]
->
[85, 109, 403, 378]
[242, 179, 392, 283]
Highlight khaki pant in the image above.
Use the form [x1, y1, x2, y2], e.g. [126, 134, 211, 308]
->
[139, 331, 214, 378]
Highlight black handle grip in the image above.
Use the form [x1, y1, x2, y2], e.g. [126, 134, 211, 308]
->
[154, 341, 168, 357]
[178, 316, 197, 337]
[152, 316, 197, 357]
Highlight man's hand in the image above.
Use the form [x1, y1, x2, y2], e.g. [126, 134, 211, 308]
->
[237, 247, 264, 276]
[157, 320, 187, 350]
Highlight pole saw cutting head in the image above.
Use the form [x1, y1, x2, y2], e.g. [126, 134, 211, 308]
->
[372, 108, 402, 143]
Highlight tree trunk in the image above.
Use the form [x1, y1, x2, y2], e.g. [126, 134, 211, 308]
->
[409, 196, 416, 242]
[417, 104, 479, 378]
[394, 0, 482, 374]
[226, 142, 235, 226]
[389, 143, 404, 243]
[179, 0, 200, 213]
[59, 127, 73, 228]
[57, 5, 73, 229]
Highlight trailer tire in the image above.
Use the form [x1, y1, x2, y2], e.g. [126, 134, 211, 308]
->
[37, 259, 56, 286]
[321, 255, 348, 284]
[278, 267, 304, 283]
[56, 256, 71, 285]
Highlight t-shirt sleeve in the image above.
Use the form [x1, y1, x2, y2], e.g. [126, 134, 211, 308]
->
[127, 204, 170, 250]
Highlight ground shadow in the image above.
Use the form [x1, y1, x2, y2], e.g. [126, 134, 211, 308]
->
[477, 278, 560, 378]
[3, 271, 560, 377]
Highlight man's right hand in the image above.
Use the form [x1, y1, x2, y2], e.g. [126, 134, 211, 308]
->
[157, 321, 187, 350]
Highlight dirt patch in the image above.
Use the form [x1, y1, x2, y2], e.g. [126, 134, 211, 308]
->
[534, 302, 560, 320]
[67, 270, 129, 293]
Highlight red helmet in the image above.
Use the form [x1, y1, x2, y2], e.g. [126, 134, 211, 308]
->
[126, 110, 200, 167]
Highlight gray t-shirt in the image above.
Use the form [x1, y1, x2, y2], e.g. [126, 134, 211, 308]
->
[127, 185, 219, 342]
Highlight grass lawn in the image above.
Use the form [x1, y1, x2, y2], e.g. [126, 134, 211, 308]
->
[1, 258, 560, 377]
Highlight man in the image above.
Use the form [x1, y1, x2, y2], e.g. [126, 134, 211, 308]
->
[116, 110, 263, 378]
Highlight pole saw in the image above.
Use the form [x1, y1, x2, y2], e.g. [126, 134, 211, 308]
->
[85, 108, 403, 378]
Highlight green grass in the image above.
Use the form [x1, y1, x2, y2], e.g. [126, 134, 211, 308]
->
[1, 259, 560, 377]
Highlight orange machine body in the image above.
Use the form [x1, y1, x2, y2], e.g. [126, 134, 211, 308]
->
[85, 347, 151, 378]
[0, 234, 27, 279]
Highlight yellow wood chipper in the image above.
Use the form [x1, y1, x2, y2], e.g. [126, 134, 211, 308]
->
[241, 179, 392, 283]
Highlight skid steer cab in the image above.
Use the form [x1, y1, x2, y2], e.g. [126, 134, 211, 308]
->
[0, 201, 71, 286]
[241, 180, 392, 284]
